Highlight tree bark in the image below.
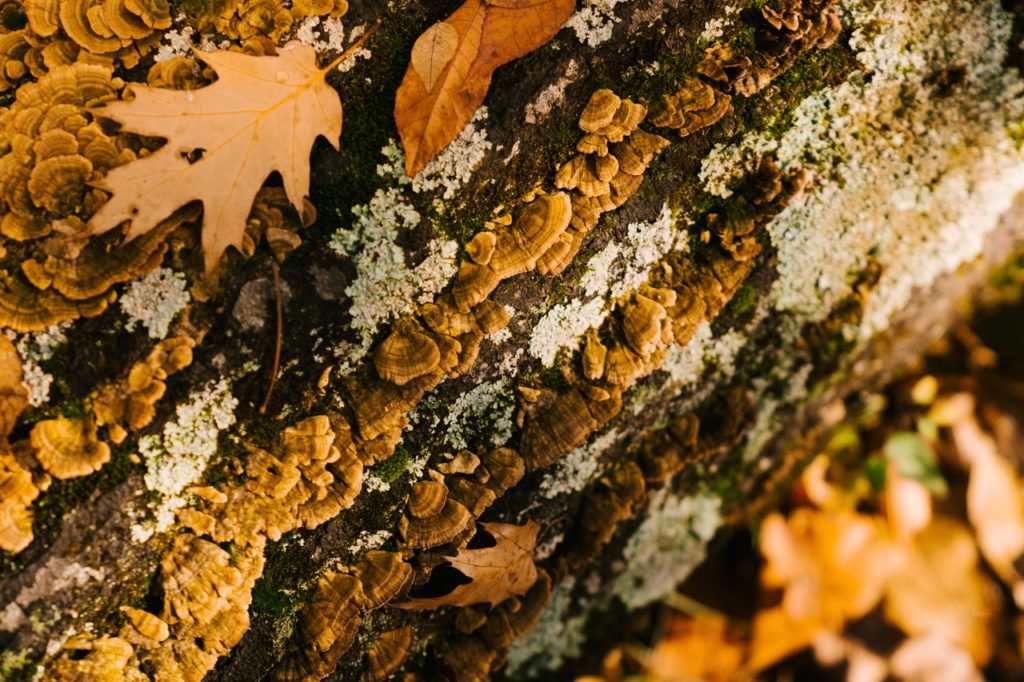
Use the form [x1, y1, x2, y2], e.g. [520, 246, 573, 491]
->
[2, 0, 1024, 680]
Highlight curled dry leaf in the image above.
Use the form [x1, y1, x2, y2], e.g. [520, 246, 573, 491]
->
[88, 34, 372, 276]
[395, 0, 575, 177]
[397, 520, 539, 609]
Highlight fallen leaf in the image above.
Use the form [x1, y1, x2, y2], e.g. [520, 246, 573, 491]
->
[88, 35, 371, 276]
[884, 517, 998, 665]
[397, 520, 539, 609]
[395, 0, 575, 177]
[646, 613, 745, 682]
[0, 336, 28, 445]
[951, 407, 1024, 601]
[889, 634, 984, 682]
[749, 509, 892, 671]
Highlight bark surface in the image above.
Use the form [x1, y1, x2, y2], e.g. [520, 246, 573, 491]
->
[2, 0, 1024, 680]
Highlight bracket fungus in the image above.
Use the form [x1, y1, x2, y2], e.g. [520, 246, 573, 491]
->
[399, 485, 474, 549]
[29, 414, 110, 479]
[365, 626, 415, 682]
[651, 77, 733, 137]
[275, 551, 409, 681]
[452, 191, 572, 312]
[92, 335, 195, 443]
[0, 451, 46, 553]
[542, 89, 668, 276]
[374, 320, 442, 387]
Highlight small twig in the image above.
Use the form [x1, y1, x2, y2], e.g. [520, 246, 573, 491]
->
[321, 19, 382, 73]
[258, 261, 283, 415]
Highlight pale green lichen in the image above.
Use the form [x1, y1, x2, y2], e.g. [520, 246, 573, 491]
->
[329, 187, 458, 366]
[4, 322, 68, 407]
[539, 428, 621, 498]
[139, 378, 237, 499]
[505, 580, 590, 677]
[377, 108, 493, 202]
[347, 529, 392, 554]
[566, 0, 628, 47]
[119, 268, 190, 339]
[529, 205, 681, 365]
[704, 0, 1024, 332]
[294, 17, 371, 72]
[611, 490, 722, 609]
[443, 378, 517, 450]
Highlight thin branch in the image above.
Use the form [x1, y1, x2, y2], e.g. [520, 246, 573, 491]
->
[259, 260, 283, 415]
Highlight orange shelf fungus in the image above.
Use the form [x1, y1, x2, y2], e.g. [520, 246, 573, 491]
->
[30, 414, 111, 479]
[651, 77, 733, 137]
[374, 320, 443, 387]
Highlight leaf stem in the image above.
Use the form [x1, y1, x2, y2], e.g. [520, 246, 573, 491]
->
[258, 260, 283, 415]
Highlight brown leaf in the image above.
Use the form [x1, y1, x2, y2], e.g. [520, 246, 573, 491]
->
[397, 520, 539, 609]
[395, 0, 575, 177]
[0, 336, 28, 445]
[87, 37, 368, 276]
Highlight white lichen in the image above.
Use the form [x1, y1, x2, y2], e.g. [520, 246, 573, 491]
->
[567, 0, 628, 47]
[377, 109, 493, 201]
[505, 580, 590, 676]
[119, 268, 190, 339]
[139, 378, 237, 499]
[612, 490, 722, 608]
[528, 297, 607, 366]
[154, 15, 194, 61]
[444, 379, 517, 450]
[530, 205, 681, 365]
[362, 474, 391, 493]
[539, 428, 621, 498]
[525, 61, 580, 124]
[5, 323, 69, 407]
[330, 188, 458, 363]
[704, 0, 1024, 332]
[347, 529, 392, 554]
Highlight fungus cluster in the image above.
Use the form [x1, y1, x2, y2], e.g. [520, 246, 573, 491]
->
[181, 0, 348, 53]
[0, 62, 204, 331]
[438, 570, 554, 680]
[0, 450, 44, 553]
[29, 1, 851, 676]
[92, 335, 194, 443]
[180, 415, 364, 544]
[697, 0, 840, 97]
[272, 550, 412, 681]
[29, 413, 109, 478]
[453, 191, 573, 311]
[0, 0, 166, 96]
[137, 533, 266, 681]
[545, 89, 669, 276]
[651, 76, 733, 137]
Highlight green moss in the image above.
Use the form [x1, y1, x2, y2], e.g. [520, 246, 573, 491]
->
[369, 445, 410, 483]
[0, 651, 37, 682]
[169, 0, 210, 20]
[724, 283, 758, 317]
[251, 576, 310, 618]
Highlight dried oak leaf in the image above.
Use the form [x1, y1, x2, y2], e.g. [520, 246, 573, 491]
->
[395, 0, 574, 177]
[398, 520, 539, 609]
[88, 41, 354, 276]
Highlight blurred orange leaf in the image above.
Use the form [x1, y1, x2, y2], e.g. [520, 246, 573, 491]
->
[884, 517, 998, 666]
